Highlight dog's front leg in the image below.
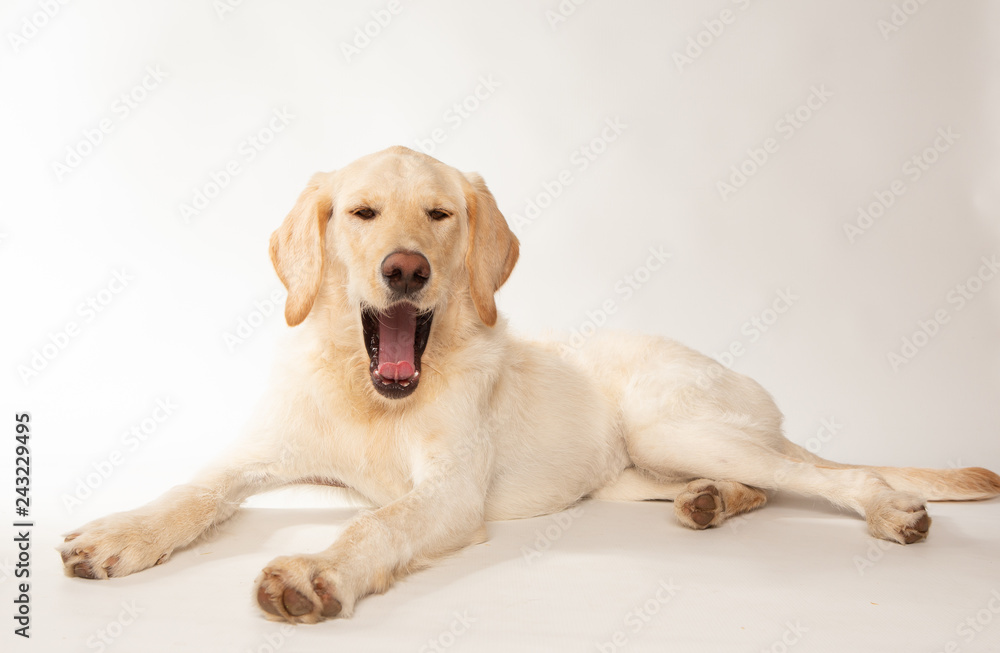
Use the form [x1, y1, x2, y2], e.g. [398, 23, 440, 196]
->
[58, 445, 290, 580]
[254, 449, 488, 624]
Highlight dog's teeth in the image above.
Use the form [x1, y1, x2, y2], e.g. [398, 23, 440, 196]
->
[400, 380, 410, 387]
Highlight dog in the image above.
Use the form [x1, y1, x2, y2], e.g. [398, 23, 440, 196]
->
[59, 146, 1000, 623]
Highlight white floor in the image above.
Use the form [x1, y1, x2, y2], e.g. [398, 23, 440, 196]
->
[27, 494, 1000, 652]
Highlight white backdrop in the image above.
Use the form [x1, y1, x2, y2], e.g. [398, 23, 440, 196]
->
[2, 1, 999, 651]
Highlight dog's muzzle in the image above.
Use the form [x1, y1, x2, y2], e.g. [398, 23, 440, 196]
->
[361, 251, 434, 399]
[362, 304, 433, 399]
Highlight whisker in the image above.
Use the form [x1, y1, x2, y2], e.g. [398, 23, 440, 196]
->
[420, 360, 441, 375]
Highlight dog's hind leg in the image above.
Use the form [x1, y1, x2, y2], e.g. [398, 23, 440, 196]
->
[626, 419, 934, 544]
[777, 440, 1000, 502]
[591, 466, 768, 529]
[672, 479, 768, 529]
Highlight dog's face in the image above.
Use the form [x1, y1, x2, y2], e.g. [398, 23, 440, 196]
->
[269, 146, 519, 400]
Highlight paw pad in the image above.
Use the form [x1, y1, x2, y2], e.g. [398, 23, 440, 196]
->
[676, 482, 724, 529]
[902, 510, 931, 544]
[256, 566, 344, 622]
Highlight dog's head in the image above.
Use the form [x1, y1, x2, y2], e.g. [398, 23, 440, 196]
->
[269, 146, 519, 400]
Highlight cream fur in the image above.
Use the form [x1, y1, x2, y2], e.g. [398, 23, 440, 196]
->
[58, 146, 1000, 624]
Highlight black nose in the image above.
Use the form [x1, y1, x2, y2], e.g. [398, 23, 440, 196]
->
[381, 251, 430, 295]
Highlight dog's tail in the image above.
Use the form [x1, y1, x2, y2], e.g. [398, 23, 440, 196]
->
[783, 442, 1000, 501]
[870, 466, 1000, 501]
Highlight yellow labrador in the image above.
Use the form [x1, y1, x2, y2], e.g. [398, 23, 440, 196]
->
[59, 146, 1000, 623]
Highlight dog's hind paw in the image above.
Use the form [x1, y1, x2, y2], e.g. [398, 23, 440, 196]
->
[674, 480, 726, 529]
[866, 491, 931, 544]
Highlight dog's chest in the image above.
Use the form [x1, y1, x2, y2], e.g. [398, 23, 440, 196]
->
[316, 413, 423, 506]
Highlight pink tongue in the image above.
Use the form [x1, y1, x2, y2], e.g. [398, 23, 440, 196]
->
[377, 305, 417, 382]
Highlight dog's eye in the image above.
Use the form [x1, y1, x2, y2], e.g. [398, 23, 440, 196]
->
[352, 207, 377, 220]
[427, 209, 450, 221]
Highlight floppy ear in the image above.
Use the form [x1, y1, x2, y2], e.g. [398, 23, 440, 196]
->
[463, 172, 520, 327]
[269, 171, 335, 326]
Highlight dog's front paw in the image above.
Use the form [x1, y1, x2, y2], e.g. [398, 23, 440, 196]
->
[57, 514, 173, 580]
[255, 555, 347, 624]
[866, 492, 931, 544]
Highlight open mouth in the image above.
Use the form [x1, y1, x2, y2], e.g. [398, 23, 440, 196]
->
[362, 304, 433, 399]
